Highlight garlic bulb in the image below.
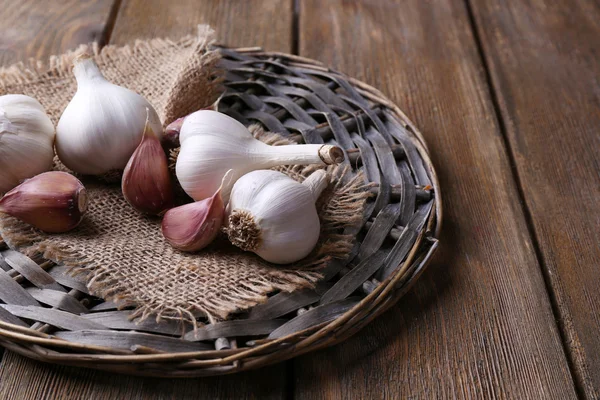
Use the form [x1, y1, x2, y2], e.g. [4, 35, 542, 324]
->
[56, 54, 163, 175]
[176, 110, 343, 202]
[0, 171, 87, 233]
[225, 170, 328, 264]
[0, 95, 55, 194]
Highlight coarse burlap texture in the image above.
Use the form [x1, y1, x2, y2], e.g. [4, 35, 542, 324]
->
[0, 27, 369, 323]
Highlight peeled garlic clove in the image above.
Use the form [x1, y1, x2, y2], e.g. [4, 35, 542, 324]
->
[122, 113, 174, 215]
[161, 190, 224, 252]
[0, 172, 88, 233]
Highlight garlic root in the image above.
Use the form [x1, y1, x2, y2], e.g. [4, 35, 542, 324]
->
[225, 169, 328, 264]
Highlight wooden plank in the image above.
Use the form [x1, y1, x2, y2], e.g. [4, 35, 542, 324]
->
[110, 0, 292, 51]
[0, 351, 286, 400]
[0, 0, 293, 398]
[469, 0, 600, 397]
[294, 0, 578, 398]
[0, 0, 116, 67]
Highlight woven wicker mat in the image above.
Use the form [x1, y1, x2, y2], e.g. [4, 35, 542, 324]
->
[0, 27, 369, 323]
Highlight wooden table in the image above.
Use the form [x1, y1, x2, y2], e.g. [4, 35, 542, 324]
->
[0, 0, 598, 398]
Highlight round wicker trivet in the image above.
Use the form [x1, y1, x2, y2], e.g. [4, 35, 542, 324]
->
[0, 47, 440, 377]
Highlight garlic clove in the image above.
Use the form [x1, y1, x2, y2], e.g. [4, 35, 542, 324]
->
[163, 117, 185, 148]
[0, 171, 88, 233]
[163, 103, 217, 148]
[122, 111, 174, 215]
[161, 171, 233, 251]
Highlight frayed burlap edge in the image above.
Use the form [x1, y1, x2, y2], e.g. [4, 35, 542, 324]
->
[0, 25, 224, 129]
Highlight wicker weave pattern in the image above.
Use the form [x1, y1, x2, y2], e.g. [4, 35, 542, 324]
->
[0, 48, 440, 377]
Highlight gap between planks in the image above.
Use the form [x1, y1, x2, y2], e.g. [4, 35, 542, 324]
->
[99, 0, 123, 48]
[462, 0, 584, 398]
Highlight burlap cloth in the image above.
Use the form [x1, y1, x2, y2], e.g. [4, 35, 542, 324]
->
[0, 27, 369, 323]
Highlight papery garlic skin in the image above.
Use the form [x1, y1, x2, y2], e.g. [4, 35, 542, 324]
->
[161, 170, 232, 252]
[56, 55, 163, 175]
[225, 170, 328, 264]
[0, 95, 55, 194]
[122, 113, 174, 215]
[161, 190, 224, 252]
[0, 171, 87, 233]
[176, 110, 343, 202]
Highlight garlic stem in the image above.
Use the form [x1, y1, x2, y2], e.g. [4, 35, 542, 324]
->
[260, 144, 344, 167]
[302, 170, 329, 202]
[73, 55, 106, 85]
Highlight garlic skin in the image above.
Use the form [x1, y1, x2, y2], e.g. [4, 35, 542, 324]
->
[0, 171, 88, 233]
[161, 171, 233, 252]
[161, 190, 224, 252]
[56, 55, 163, 175]
[122, 113, 174, 215]
[225, 170, 328, 264]
[163, 117, 185, 148]
[176, 110, 343, 202]
[0, 95, 55, 194]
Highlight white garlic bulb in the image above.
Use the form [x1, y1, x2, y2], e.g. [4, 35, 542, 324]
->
[176, 110, 344, 202]
[56, 55, 163, 175]
[0, 95, 55, 194]
[225, 169, 329, 264]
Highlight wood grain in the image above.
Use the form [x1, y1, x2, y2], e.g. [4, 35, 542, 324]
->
[469, 0, 600, 397]
[0, 0, 293, 398]
[110, 0, 292, 51]
[294, 0, 578, 398]
[0, 351, 284, 400]
[0, 0, 116, 67]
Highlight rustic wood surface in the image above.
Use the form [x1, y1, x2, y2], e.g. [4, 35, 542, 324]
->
[469, 0, 600, 398]
[294, 0, 578, 398]
[0, 0, 115, 66]
[0, 0, 597, 398]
